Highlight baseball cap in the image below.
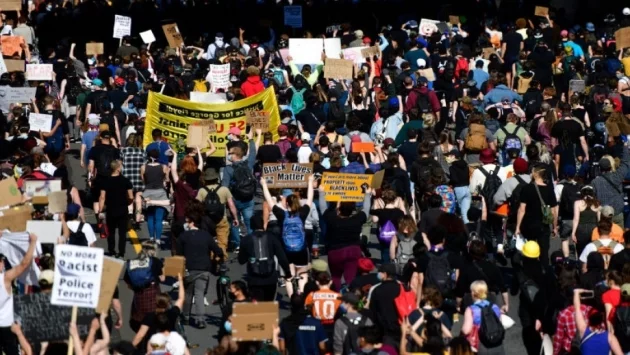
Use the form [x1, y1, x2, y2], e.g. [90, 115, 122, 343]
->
[624, 7, 630, 16]
[378, 263, 397, 276]
[228, 127, 241, 136]
[563, 165, 577, 177]
[599, 157, 612, 171]
[560, 30, 568, 37]
[354, 30, 364, 38]
[357, 257, 375, 272]
[204, 168, 220, 181]
[622, 283, 630, 296]
[416, 58, 426, 68]
[92, 78, 103, 87]
[513, 158, 528, 174]
[100, 130, 112, 139]
[312, 259, 328, 272]
[586, 22, 595, 32]
[149, 333, 167, 347]
[39, 269, 54, 285]
[388, 96, 399, 107]
[88, 113, 100, 126]
[301, 132, 311, 141]
[338, 293, 361, 307]
[407, 20, 419, 28]
[362, 37, 371, 44]
[601, 205, 615, 218]
[114, 77, 125, 87]
[479, 148, 495, 164]
[67, 203, 81, 216]
[417, 76, 428, 85]
[383, 138, 395, 149]
[278, 124, 288, 133]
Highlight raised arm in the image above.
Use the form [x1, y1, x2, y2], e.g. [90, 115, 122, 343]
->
[5, 233, 37, 283]
[170, 148, 179, 184]
[260, 177, 276, 207]
[306, 175, 315, 207]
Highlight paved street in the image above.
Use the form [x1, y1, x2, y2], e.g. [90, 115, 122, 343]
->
[64, 144, 560, 354]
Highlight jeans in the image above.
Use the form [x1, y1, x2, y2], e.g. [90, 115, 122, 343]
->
[327, 245, 362, 290]
[106, 214, 128, 256]
[230, 199, 254, 247]
[454, 186, 472, 224]
[183, 270, 210, 324]
[146, 206, 166, 240]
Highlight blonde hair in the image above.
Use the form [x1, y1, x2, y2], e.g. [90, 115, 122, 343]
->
[602, 155, 617, 172]
[470, 280, 488, 300]
[423, 114, 436, 128]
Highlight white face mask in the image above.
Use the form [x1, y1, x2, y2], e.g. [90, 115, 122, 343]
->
[183, 223, 191, 231]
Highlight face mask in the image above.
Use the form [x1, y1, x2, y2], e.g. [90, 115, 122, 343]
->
[227, 154, 233, 163]
[228, 293, 236, 301]
[15, 167, 23, 176]
[224, 321, 232, 333]
[617, 73, 624, 79]
[377, 273, 383, 281]
[183, 223, 191, 231]
[339, 304, 347, 314]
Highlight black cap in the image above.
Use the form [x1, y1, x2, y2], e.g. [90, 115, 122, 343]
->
[338, 293, 361, 307]
[378, 264, 397, 276]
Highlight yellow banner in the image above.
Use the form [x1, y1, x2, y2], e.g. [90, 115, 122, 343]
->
[142, 87, 280, 157]
[321, 172, 373, 202]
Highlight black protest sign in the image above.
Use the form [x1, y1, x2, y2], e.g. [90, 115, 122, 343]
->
[15, 293, 95, 343]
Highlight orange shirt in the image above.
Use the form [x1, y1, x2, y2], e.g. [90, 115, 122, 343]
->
[592, 223, 624, 243]
[305, 289, 341, 325]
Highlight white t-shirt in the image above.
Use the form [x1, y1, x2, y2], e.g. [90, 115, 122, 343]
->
[66, 220, 97, 246]
[469, 164, 509, 194]
[579, 238, 624, 263]
[297, 145, 313, 164]
[165, 332, 187, 355]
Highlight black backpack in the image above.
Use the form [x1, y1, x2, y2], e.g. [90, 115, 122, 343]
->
[415, 164, 434, 196]
[68, 222, 88, 246]
[476, 303, 505, 347]
[249, 232, 275, 276]
[340, 315, 368, 355]
[508, 175, 527, 223]
[231, 163, 256, 201]
[202, 186, 224, 222]
[559, 182, 581, 220]
[416, 92, 431, 114]
[614, 304, 630, 345]
[478, 167, 502, 210]
[66, 78, 83, 106]
[424, 252, 454, 295]
[328, 100, 346, 124]
[97, 146, 117, 177]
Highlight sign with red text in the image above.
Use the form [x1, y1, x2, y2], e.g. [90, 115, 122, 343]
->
[52, 244, 103, 308]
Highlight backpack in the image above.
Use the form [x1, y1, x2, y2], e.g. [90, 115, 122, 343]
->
[66, 78, 83, 106]
[415, 164, 434, 196]
[378, 220, 397, 244]
[340, 315, 368, 355]
[424, 252, 454, 295]
[395, 235, 416, 274]
[500, 127, 523, 153]
[524, 97, 542, 119]
[435, 185, 456, 213]
[290, 88, 306, 114]
[478, 167, 502, 210]
[231, 163, 256, 201]
[508, 175, 527, 223]
[422, 128, 439, 149]
[213, 42, 228, 59]
[193, 79, 209, 92]
[559, 182, 581, 220]
[415, 92, 431, 115]
[614, 303, 630, 341]
[517, 73, 534, 94]
[202, 186, 224, 222]
[464, 123, 488, 152]
[68, 222, 88, 246]
[593, 240, 619, 269]
[97, 146, 117, 176]
[249, 232, 275, 276]
[126, 257, 153, 289]
[282, 210, 306, 252]
[276, 139, 293, 158]
[328, 100, 345, 124]
[475, 303, 505, 347]
[533, 183, 554, 225]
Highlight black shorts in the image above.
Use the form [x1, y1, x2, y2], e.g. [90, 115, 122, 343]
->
[285, 248, 310, 267]
[90, 176, 106, 203]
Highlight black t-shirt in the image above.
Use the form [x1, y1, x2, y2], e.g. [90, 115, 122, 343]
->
[107, 89, 128, 111]
[503, 32, 523, 60]
[609, 249, 630, 273]
[397, 141, 419, 168]
[520, 183, 557, 227]
[415, 249, 463, 274]
[140, 306, 181, 342]
[86, 90, 108, 114]
[257, 144, 283, 163]
[88, 144, 121, 177]
[349, 273, 380, 293]
[96, 67, 112, 86]
[101, 175, 133, 217]
[455, 259, 506, 298]
[272, 205, 310, 227]
[551, 118, 585, 146]
[418, 208, 445, 235]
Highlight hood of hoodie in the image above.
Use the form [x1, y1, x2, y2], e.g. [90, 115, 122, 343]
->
[246, 76, 262, 85]
[414, 86, 429, 94]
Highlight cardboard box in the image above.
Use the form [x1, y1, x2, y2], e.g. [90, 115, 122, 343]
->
[163, 256, 186, 277]
[0, 177, 22, 208]
[97, 257, 124, 314]
[47, 190, 68, 214]
[231, 302, 278, 341]
[534, 6, 549, 16]
[0, 205, 32, 233]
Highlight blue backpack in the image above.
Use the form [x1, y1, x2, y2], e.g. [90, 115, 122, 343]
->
[282, 210, 306, 252]
[126, 258, 153, 289]
[290, 87, 306, 114]
[378, 220, 397, 244]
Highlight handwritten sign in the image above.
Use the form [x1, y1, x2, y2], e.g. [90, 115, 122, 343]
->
[162, 23, 184, 49]
[534, 6, 549, 16]
[52, 244, 104, 308]
[113, 15, 131, 39]
[419, 19, 440, 36]
[570, 79, 586, 93]
[85, 43, 104, 56]
[4, 59, 24, 72]
[360, 46, 379, 58]
[342, 47, 365, 65]
[616, 27, 630, 51]
[284, 5, 302, 28]
[140, 30, 156, 44]
[26, 64, 53, 81]
[324, 58, 354, 79]
[1, 36, 24, 57]
[321, 172, 373, 202]
[28, 113, 53, 133]
[198, 118, 217, 134]
[0, 86, 36, 104]
[246, 110, 270, 132]
[449, 15, 460, 25]
[289, 38, 323, 64]
[96, 257, 124, 314]
[262, 163, 313, 188]
[187, 124, 209, 148]
[207, 64, 230, 91]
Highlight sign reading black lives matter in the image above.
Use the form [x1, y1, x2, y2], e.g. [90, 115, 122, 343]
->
[52, 244, 103, 308]
[263, 163, 313, 188]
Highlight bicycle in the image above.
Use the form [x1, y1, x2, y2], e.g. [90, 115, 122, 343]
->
[216, 263, 231, 313]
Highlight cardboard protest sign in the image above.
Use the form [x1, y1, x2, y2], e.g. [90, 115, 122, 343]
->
[436, 22, 450, 34]
[197, 118, 217, 133]
[96, 257, 124, 314]
[113, 15, 132, 39]
[186, 124, 209, 148]
[321, 172, 373, 202]
[0, 86, 36, 104]
[0, 177, 22, 208]
[371, 170, 385, 189]
[482, 47, 496, 59]
[324, 58, 354, 79]
[246, 110, 270, 132]
[163, 256, 186, 277]
[1, 36, 25, 56]
[283, 5, 302, 28]
[535, 6, 549, 16]
[28, 113, 53, 133]
[26, 220, 62, 244]
[289, 38, 323, 64]
[52, 244, 104, 308]
[262, 163, 313, 188]
[48, 190, 68, 214]
[616, 27, 630, 51]
[323, 38, 342, 59]
[449, 15, 460, 25]
[360, 46, 379, 58]
[85, 43, 104, 56]
[162, 23, 184, 48]
[417, 68, 436, 82]
[26, 64, 53, 81]
[189, 92, 227, 104]
[232, 302, 279, 341]
[140, 30, 156, 44]
[0, 205, 32, 232]
[0, 0, 20, 11]
[24, 179, 62, 205]
[351, 142, 375, 153]
[569, 79, 586, 93]
[15, 293, 94, 343]
[206, 64, 230, 91]
[5, 59, 24, 72]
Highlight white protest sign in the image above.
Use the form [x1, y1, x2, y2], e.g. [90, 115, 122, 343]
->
[206, 64, 230, 92]
[419, 18, 440, 36]
[28, 113, 53, 133]
[284, 6, 302, 28]
[190, 91, 227, 104]
[52, 244, 103, 308]
[113, 15, 132, 39]
[26, 220, 62, 244]
[0, 86, 36, 113]
[140, 30, 156, 44]
[342, 47, 366, 65]
[26, 64, 53, 81]
[289, 38, 324, 64]
[0, 55, 7, 76]
[324, 38, 342, 59]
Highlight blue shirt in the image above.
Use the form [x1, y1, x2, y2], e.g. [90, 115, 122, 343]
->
[483, 84, 522, 106]
[81, 130, 99, 165]
[280, 316, 327, 355]
[471, 69, 489, 89]
[370, 112, 403, 142]
[565, 40, 584, 58]
[146, 141, 171, 165]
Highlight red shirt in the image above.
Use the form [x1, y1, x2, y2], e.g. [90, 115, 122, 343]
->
[603, 288, 621, 322]
[240, 76, 265, 98]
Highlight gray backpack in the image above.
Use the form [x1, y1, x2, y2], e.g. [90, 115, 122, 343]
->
[396, 234, 416, 274]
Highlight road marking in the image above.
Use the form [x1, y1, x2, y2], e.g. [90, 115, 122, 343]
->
[128, 229, 141, 254]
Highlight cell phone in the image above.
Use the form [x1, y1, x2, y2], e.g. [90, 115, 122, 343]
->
[580, 290, 594, 300]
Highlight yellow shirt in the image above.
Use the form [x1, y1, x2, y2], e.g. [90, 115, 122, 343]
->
[623, 58, 630, 77]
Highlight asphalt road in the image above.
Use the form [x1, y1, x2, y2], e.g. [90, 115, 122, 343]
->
[64, 143, 560, 354]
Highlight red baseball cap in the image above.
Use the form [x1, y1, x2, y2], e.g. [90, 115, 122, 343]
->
[357, 257, 375, 272]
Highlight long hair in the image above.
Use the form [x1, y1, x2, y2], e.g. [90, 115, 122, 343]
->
[179, 155, 197, 181]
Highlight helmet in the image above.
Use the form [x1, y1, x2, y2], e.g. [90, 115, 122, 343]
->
[522, 241, 541, 258]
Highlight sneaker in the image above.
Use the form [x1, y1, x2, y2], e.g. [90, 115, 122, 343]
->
[204, 297, 209, 306]
[234, 247, 240, 254]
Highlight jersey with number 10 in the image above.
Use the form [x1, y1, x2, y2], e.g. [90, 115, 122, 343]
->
[305, 289, 341, 325]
